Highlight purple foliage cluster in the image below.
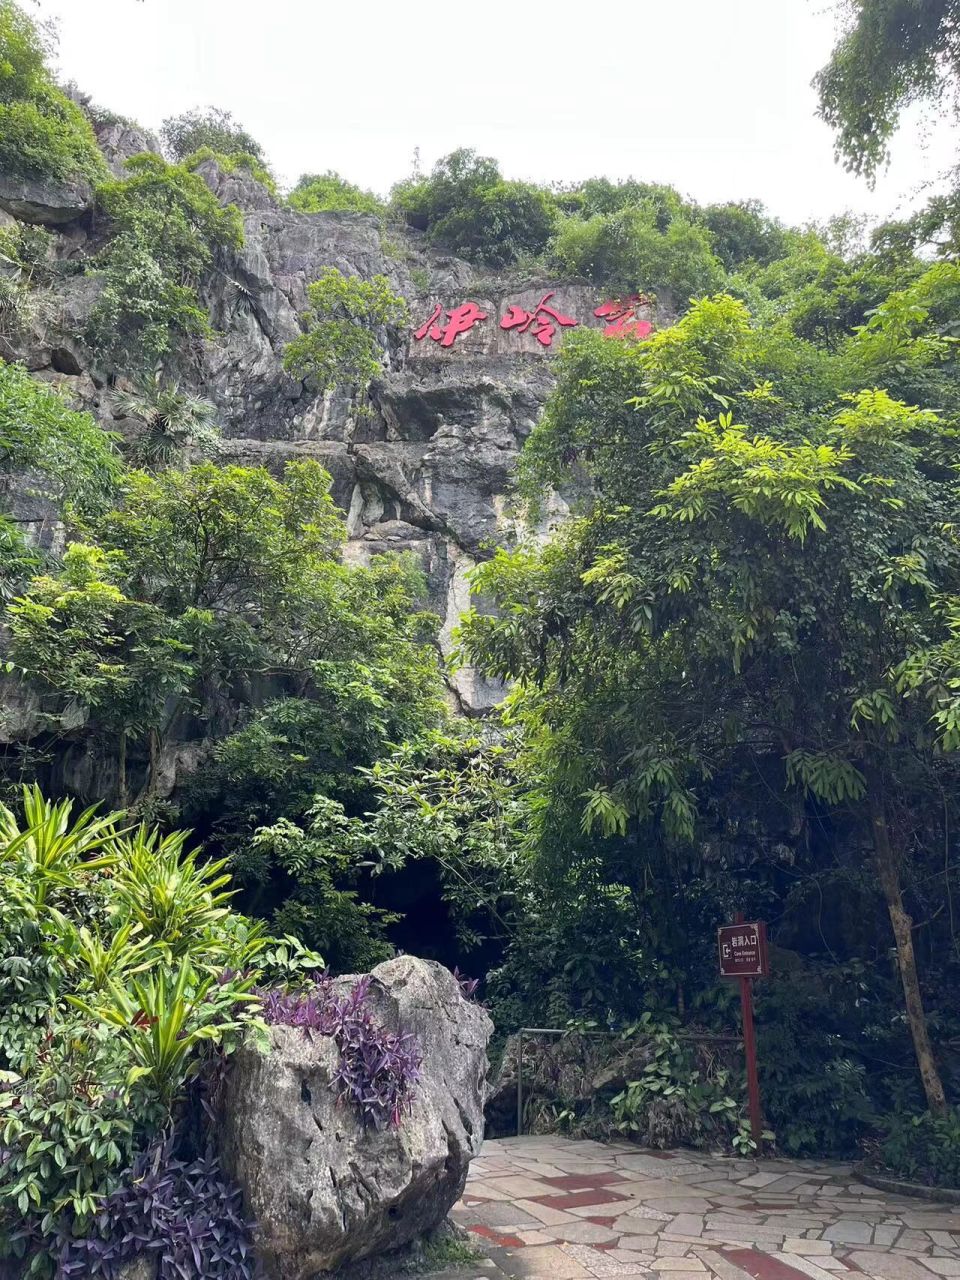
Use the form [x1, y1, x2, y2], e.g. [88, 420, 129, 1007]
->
[55, 1138, 258, 1280]
[260, 973, 422, 1130]
[453, 967, 480, 1000]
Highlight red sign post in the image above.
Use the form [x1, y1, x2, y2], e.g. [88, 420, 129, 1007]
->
[718, 916, 768, 1149]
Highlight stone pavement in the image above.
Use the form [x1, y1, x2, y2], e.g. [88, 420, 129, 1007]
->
[445, 1136, 960, 1280]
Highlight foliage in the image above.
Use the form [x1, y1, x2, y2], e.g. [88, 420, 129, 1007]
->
[111, 372, 221, 467]
[182, 145, 277, 196]
[551, 203, 723, 300]
[86, 153, 244, 370]
[392, 148, 558, 266]
[608, 1014, 755, 1152]
[874, 1108, 960, 1188]
[0, 358, 120, 514]
[0, 1, 106, 185]
[55, 1136, 257, 1280]
[160, 106, 266, 165]
[283, 265, 409, 391]
[816, 0, 960, 178]
[700, 200, 787, 270]
[460, 288, 960, 1120]
[261, 971, 422, 1129]
[0, 787, 268, 1268]
[289, 170, 384, 216]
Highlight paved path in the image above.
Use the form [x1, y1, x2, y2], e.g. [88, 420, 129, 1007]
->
[447, 1136, 960, 1280]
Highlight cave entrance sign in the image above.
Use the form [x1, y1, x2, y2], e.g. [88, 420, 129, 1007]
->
[717, 916, 768, 1150]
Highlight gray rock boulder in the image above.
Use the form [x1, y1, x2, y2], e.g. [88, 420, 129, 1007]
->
[0, 173, 91, 225]
[220, 955, 492, 1280]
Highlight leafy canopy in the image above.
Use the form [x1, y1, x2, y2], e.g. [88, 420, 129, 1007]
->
[289, 171, 384, 216]
[0, 0, 106, 185]
[160, 106, 266, 164]
[283, 266, 409, 391]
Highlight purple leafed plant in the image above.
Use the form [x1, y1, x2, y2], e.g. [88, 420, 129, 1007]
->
[53, 1137, 258, 1280]
[259, 973, 422, 1130]
[453, 967, 480, 1000]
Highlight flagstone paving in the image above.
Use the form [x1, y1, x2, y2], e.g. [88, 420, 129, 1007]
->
[445, 1137, 960, 1280]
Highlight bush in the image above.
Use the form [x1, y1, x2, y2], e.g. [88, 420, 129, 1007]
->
[160, 106, 266, 164]
[0, 2, 106, 185]
[873, 1109, 960, 1188]
[551, 203, 723, 300]
[391, 148, 558, 266]
[182, 145, 277, 197]
[0, 788, 272, 1266]
[283, 265, 409, 391]
[289, 171, 384, 216]
[0, 358, 120, 513]
[86, 153, 244, 370]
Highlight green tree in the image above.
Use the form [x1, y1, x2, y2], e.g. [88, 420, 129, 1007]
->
[0, 0, 106, 186]
[391, 148, 559, 266]
[283, 266, 409, 392]
[460, 292, 960, 1115]
[160, 106, 266, 164]
[816, 0, 960, 178]
[551, 204, 723, 302]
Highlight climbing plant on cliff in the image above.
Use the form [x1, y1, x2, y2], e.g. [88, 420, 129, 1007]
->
[86, 153, 244, 370]
[460, 286, 960, 1118]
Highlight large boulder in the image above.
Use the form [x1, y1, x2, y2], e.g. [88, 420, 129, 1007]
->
[219, 955, 492, 1280]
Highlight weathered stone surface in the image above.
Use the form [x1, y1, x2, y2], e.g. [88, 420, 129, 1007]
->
[220, 955, 493, 1279]
[0, 173, 91, 225]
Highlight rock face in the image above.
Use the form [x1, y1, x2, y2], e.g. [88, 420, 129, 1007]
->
[0, 172, 91, 224]
[219, 956, 493, 1280]
[0, 154, 664, 783]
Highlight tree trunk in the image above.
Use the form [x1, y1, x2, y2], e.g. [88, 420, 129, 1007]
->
[866, 767, 948, 1114]
[117, 733, 128, 808]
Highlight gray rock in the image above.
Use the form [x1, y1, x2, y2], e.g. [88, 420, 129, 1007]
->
[219, 955, 493, 1280]
[0, 173, 91, 225]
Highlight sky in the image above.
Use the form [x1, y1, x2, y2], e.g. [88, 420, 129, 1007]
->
[30, 0, 960, 230]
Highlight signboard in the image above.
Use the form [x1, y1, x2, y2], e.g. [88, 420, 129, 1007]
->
[717, 921, 768, 978]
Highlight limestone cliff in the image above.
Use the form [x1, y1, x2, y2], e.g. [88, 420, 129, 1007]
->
[0, 128, 657, 737]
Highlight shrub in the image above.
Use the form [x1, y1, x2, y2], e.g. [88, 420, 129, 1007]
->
[0, 2, 106, 185]
[0, 787, 273, 1268]
[54, 1137, 257, 1280]
[289, 171, 384, 216]
[873, 1109, 960, 1188]
[160, 106, 266, 165]
[0, 358, 120, 513]
[283, 265, 409, 391]
[551, 203, 723, 300]
[391, 148, 558, 266]
[86, 153, 244, 370]
[182, 145, 277, 197]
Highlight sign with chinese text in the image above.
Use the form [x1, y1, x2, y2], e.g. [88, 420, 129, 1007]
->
[717, 922, 768, 978]
[410, 286, 655, 354]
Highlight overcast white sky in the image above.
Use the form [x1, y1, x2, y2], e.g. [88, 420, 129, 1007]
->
[31, 0, 960, 229]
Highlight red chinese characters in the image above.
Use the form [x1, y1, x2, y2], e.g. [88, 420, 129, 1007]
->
[594, 295, 653, 339]
[500, 291, 577, 347]
[413, 301, 488, 347]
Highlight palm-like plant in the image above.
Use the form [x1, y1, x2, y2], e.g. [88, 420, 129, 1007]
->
[0, 785, 124, 907]
[112, 372, 221, 468]
[68, 958, 259, 1107]
[108, 826, 235, 957]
